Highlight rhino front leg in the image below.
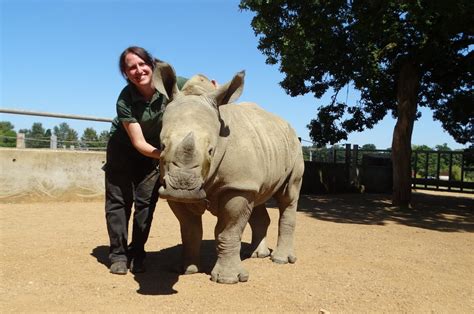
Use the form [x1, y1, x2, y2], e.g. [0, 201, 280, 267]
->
[211, 191, 253, 284]
[246, 204, 271, 258]
[168, 201, 203, 274]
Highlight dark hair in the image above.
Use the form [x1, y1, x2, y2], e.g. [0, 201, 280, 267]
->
[119, 46, 157, 82]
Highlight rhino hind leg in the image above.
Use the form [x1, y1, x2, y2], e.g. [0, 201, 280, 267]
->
[168, 201, 203, 275]
[245, 204, 271, 259]
[271, 167, 303, 264]
[271, 198, 298, 264]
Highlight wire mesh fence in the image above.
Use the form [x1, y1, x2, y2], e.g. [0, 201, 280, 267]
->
[0, 134, 108, 151]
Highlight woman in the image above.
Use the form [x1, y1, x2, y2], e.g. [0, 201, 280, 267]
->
[104, 46, 186, 275]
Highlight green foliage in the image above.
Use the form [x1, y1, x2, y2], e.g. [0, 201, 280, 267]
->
[20, 122, 51, 148]
[435, 143, 451, 151]
[240, 0, 473, 146]
[412, 144, 432, 151]
[80, 127, 108, 149]
[302, 146, 312, 161]
[98, 130, 110, 144]
[81, 127, 100, 148]
[411, 144, 465, 180]
[0, 121, 17, 147]
[53, 122, 79, 148]
[2, 121, 109, 150]
[302, 144, 353, 163]
[451, 165, 462, 181]
[361, 144, 377, 150]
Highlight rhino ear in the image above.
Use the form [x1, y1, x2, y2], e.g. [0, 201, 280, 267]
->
[209, 70, 245, 107]
[152, 62, 180, 101]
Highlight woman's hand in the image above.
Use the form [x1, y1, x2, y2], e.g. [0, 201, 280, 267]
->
[122, 121, 161, 159]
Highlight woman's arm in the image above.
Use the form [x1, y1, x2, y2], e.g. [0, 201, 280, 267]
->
[122, 121, 161, 159]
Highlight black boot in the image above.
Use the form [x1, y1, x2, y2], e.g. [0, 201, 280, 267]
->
[110, 261, 128, 275]
[130, 258, 146, 274]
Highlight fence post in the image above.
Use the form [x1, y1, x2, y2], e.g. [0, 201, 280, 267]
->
[424, 152, 429, 188]
[436, 152, 441, 190]
[345, 144, 351, 190]
[16, 132, 25, 148]
[448, 153, 453, 191]
[460, 153, 465, 192]
[345, 144, 351, 166]
[351, 145, 360, 189]
[413, 151, 418, 188]
[50, 135, 57, 149]
[353, 144, 359, 166]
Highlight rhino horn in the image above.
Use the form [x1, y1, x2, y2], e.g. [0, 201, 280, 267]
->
[176, 132, 196, 163]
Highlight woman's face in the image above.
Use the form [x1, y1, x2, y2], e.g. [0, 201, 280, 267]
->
[124, 53, 153, 87]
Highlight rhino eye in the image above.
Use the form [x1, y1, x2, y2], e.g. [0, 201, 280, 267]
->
[161, 143, 166, 151]
[208, 147, 214, 156]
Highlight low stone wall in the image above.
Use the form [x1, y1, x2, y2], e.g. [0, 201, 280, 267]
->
[0, 148, 106, 203]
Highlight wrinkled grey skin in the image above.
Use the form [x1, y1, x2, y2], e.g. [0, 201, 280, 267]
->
[153, 63, 304, 284]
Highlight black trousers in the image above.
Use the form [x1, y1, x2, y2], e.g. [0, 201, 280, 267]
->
[104, 137, 160, 263]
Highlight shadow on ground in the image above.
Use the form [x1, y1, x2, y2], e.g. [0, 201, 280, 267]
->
[296, 192, 474, 232]
[91, 243, 213, 295]
[92, 240, 254, 295]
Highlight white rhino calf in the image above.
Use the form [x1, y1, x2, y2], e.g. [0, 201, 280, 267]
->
[153, 63, 304, 284]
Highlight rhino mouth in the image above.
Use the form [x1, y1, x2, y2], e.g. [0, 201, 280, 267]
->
[159, 170, 206, 203]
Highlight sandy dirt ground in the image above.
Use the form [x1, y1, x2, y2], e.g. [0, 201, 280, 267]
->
[1, 190, 473, 312]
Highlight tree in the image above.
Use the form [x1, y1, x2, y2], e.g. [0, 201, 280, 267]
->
[98, 130, 110, 145]
[435, 143, 452, 152]
[19, 122, 50, 148]
[81, 128, 99, 147]
[240, 0, 473, 207]
[80, 127, 102, 149]
[0, 121, 17, 147]
[53, 122, 78, 148]
[361, 144, 377, 150]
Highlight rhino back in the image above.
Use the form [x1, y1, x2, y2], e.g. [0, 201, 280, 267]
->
[214, 102, 302, 195]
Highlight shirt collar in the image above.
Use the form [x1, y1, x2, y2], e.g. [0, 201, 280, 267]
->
[129, 84, 161, 104]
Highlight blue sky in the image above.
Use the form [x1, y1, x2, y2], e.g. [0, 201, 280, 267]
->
[0, 0, 468, 149]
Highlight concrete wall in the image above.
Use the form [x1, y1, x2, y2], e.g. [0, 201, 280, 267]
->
[0, 148, 106, 203]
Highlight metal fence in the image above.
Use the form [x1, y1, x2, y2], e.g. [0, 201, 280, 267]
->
[306, 145, 474, 193]
[412, 149, 474, 192]
[0, 108, 111, 151]
[8, 133, 108, 151]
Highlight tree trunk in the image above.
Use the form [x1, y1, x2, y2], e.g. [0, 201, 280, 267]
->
[391, 62, 419, 208]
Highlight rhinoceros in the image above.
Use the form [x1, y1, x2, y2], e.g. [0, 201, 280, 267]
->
[152, 63, 304, 284]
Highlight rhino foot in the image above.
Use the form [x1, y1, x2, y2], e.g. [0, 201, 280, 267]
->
[249, 248, 271, 259]
[183, 264, 199, 275]
[210, 263, 249, 284]
[271, 252, 297, 264]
